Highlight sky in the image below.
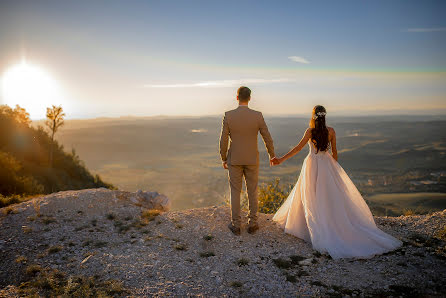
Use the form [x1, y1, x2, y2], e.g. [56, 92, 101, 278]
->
[0, 0, 445, 119]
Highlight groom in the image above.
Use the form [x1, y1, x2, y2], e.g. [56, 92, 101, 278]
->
[219, 86, 276, 235]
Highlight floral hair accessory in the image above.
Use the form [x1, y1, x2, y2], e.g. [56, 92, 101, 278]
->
[313, 111, 326, 120]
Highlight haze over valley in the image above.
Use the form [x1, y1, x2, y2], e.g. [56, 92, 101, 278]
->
[45, 114, 446, 214]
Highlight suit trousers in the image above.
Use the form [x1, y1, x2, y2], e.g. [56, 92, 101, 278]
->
[228, 164, 259, 228]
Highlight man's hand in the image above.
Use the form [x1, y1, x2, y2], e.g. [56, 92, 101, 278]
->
[270, 157, 281, 166]
[222, 161, 228, 169]
[270, 157, 278, 167]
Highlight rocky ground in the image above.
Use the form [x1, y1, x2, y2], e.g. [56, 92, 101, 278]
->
[0, 188, 445, 297]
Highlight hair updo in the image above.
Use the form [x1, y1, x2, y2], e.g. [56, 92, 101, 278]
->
[309, 105, 329, 153]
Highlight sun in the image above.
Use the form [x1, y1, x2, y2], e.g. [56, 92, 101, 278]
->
[1, 61, 63, 119]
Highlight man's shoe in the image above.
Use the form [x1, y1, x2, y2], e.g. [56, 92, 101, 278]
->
[247, 224, 259, 234]
[228, 223, 241, 236]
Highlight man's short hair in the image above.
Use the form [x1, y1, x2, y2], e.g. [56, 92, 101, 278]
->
[237, 86, 251, 102]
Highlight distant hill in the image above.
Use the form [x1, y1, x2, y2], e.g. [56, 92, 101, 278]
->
[48, 115, 446, 211]
[0, 105, 114, 205]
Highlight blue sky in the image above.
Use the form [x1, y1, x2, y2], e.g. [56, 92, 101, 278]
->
[0, 0, 445, 119]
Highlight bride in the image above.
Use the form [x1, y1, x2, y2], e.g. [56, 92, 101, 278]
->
[272, 105, 402, 259]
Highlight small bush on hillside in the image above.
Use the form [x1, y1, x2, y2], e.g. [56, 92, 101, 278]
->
[258, 178, 292, 214]
[0, 104, 115, 203]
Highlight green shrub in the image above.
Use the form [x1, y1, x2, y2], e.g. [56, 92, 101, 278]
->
[258, 178, 292, 214]
[0, 104, 115, 202]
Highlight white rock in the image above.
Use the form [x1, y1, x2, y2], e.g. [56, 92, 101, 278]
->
[298, 258, 314, 266]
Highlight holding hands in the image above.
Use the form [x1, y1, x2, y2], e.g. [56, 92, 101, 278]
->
[270, 156, 283, 166]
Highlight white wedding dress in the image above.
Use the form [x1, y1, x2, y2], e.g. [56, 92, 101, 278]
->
[273, 141, 402, 259]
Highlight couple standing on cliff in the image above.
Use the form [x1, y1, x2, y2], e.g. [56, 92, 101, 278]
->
[219, 86, 402, 260]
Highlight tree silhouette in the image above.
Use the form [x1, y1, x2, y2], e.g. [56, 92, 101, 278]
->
[45, 105, 65, 167]
[13, 104, 31, 126]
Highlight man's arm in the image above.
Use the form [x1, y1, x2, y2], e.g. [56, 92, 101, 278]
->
[219, 113, 229, 168]
[259, 113, 275, 159]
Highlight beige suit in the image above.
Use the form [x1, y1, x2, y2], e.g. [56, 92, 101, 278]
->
[219, 105, 275, 228]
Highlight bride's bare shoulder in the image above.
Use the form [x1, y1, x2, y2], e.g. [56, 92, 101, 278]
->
[327, 126, 336, 135]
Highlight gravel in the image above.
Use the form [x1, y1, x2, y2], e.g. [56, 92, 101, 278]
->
[0, 188, 445, 297]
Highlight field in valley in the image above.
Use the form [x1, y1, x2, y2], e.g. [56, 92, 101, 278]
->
[41, 115, 446, 214]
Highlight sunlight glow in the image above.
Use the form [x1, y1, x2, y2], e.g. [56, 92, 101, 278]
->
[1, 61, 63, 119]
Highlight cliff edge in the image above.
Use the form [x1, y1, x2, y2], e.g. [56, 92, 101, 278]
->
[0, 188, 445, 297]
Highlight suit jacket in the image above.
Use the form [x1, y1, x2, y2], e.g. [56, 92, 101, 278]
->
[219, 105, 275, 165]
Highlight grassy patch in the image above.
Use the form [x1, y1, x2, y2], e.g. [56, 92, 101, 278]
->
[289, 255, 305, 265]
[3, 206, 18, 215]
[47, 245, 63, 254]
[230, 281, 243, 288]
[93, 241, 108, 248]
[174, 244, 187, 251]
[203, 234, 214, 241]
[435, 227, 446, 241]
[141, 209, 160, 221]
[272, 258, 293, 269]
[18, 266, 127, 297]
[105, 213, 116, 220]
[199, 251, 215, 258]
[16, 255, 28, 264]
[113, 220, 131, 233]
[22, 226, 32, 234]
[403, 209, 416, 216]
[236, 258, 249, 266]
[0, 194, 42, 209]
[25, 264, 43, 276]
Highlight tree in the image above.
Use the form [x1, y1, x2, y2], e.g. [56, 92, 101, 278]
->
[13, 104, 31, 126]
[45, 105, 65, 167]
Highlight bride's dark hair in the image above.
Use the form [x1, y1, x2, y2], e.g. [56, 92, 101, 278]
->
[309, 105, 329, 153]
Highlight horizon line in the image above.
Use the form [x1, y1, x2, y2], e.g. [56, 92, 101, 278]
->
[29, 110, 446, 121]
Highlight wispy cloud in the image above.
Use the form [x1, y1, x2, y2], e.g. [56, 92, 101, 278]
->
[406, 27, 446, 32]
[144, 78, 295, 88]
[288, 56, 310, 64]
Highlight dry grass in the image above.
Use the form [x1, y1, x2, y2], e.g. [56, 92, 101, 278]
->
[16, 255, 28, 264]
[25, 264, 43, 276]
[174, 243, 187, 251]
[230, 281, 243, 288]
[199, 251, 215, 258]
[203, 234, 214, 241]
[22, 225, 32, 234]
[435, 227, 446, 241]
[2, 206, 18, 215]
[47, 245, 63, 254]
[403, 209, 416, 216]
[19, 265, 127, 297]
[236, 258, 249, 266]
[141, 209, 161, 221]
